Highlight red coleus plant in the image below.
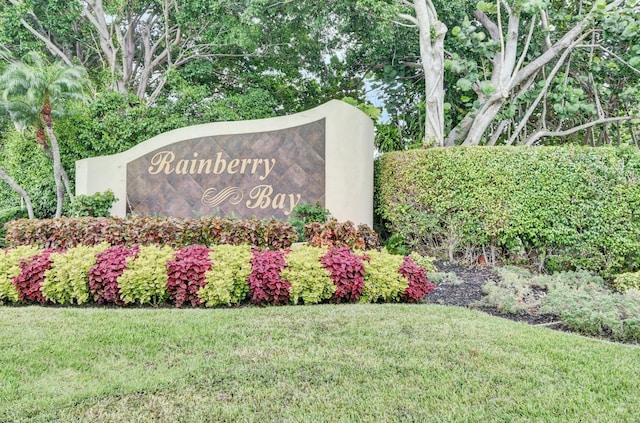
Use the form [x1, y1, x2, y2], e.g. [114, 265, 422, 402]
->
[248, 249, 290, 305]
[320, 247, 368, 303]
[398, 256, 436, 302]
[13, 249, 59, 304]
[165, 245, 212, 307]
[88, 245, 140, 304]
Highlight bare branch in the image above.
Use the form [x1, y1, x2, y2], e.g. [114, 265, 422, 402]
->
[525, 116, 640, 146]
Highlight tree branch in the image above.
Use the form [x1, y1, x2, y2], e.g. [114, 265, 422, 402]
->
[525, 116, 640, 146]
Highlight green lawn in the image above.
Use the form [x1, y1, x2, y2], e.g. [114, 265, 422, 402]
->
[1, 304, 639, 422]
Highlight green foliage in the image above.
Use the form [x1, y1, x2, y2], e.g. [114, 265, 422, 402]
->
[0, 245, 39, 303]
[384, 233, 409, 256]
[282, 246, 335, 305]
[360, 250, 408, 303]
[0, 206, 28, 247]
[408, 251, 436, 273]
[540, 283, 640, 343]
[377, 146, 640, 276]
[5, 216, 297, 249]
[41, 244, 109, 304]
[612, 272, 640, 293]
[288, 202, 330, 242]
[66, 190, 116, 217]
[199, 244, 252, 307]
[117, 245, 175, 306]
[476, 266, 606, 314]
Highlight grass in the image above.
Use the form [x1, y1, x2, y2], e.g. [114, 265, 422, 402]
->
[1, 304, 639, 422]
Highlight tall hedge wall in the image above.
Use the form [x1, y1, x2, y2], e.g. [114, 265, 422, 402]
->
[376, 146, 640, 276]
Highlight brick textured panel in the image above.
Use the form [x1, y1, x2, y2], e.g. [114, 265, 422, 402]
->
[126, 119, 325, 219]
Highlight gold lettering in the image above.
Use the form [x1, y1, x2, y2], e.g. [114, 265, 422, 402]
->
[198, 159, 212, 174]
[251, 159, 263, 175]
[148, 151, 175, 175]
[213, 152, 226, 174]
[285, 194, 302, 216]
[175, 159, 189, 175]
[246, 185, 273, 209]
[227, 159, 240, 174]
[189, 152, 199, 174]
[240, 159, 251, 173]
[272, 193, 286, 210]
[261, 159, 276, 180]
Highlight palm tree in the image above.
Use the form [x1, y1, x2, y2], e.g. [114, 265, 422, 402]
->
[0, 52, 90, 217]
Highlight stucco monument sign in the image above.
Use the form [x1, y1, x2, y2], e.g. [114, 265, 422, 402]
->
[76, 100, 374, 226]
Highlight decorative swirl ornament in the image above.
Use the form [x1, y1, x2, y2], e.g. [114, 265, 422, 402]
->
[201, 186, 243, 207]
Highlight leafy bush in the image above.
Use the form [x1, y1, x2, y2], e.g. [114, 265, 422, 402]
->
[67, 190, 117, 217]
[377, 146, 640, 276]
[306, 219, 380, 250]
[0, 245, 40, 303]
[5, 216, 297, 249]
[248, 249, 290, 305]
[199, 244, 252, 307]
[320, 247, 367, 303]
[408, 252, 436, 273]
[0, 207, 29, 248]
[398, 256, 436, 302]
[88, 245, 140, 305]
[117, 245, 175, 306]
[288, 202, 331, 242]
[612, 272, 640, 292]
[41, 244, 109, 304]
[13, 249, 58, 304]
[166, 245, 212, 307]
[282, 246, 334, 305]
[385, 233, 409, 256]
[360, 250, 407, 303]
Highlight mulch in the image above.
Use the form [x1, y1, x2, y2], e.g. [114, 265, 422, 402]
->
[423, 261, 560, 327]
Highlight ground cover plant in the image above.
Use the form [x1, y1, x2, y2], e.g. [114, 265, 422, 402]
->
[1, 305, 639, 422]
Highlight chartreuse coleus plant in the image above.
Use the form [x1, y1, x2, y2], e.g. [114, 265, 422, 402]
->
[198, 244, 252, 307]
[0, 246, 40, 303]
[41, 243, 110, 305]
[117, 245, 175, 306]
[281, 245, 335, 305]
[360, 250, 408, 303]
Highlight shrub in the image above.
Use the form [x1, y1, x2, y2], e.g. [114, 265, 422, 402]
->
[88, 245, 140, 304]
[306, 219, 380, 250]
[288, 202, 331, 242]
[0, 245, 40, 303]
[41, 244, 109, 304]
[612, 272, 640, 292]
[248, 249, 290, 305]
[13, 249, 58, 304]
[398, 256, 436, 302]
[385, 233, 409, 256]
[117, 245, 175, 306]
[166, 245, 212, 307]
[360, 250, 407, 303]
[5, 216, 297, 249]
[199, 244, 252, 307]
[0, 207, 29, 248]
[320, 247, 367, 303]
[282, 246, 335, 305]
[408, 252, 436, 273]
[67, 190, 117, 217]
[540, 284, 640, 342]
[377, 146, 640, 276]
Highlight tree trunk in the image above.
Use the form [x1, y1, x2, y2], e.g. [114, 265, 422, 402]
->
[413, 0, 447, 147]
[0, 166, 35, 219]
[44, 125, 65, 218]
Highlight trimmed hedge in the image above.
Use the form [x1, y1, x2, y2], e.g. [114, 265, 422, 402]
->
[4, 216, 298, 250]
[0, 245, 434, 307]
[377, 146, 640, 276]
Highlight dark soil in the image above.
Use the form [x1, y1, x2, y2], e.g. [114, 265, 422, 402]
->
[424, 261, 560, 327]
